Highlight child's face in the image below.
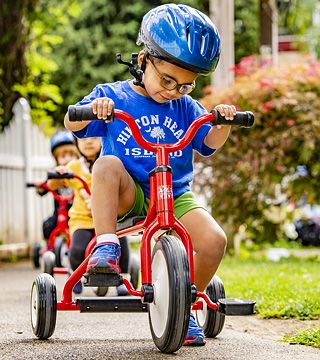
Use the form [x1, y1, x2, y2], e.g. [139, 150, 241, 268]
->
[77, 137, 101, 160]
[139, 52, 197, 103]
[55, 145, 79, 166]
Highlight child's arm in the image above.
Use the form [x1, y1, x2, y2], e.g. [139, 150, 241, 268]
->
[204, 104, 237, 149]
[64, 97, 115, 131]
[79, 188, 91, 211]
[47, 166, 70, 190]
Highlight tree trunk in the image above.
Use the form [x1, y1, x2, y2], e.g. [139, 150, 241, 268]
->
[259, 0, 278, 66]
[0, 1, 37, 131]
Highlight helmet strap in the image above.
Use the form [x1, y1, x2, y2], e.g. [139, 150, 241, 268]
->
[116, 53, 146, 88]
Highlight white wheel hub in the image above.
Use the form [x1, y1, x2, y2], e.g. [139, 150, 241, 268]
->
[195, 298, 207, 327]
[30, 285, 38, 328]
[149, 249, 170, 338]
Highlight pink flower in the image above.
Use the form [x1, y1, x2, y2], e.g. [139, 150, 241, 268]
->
[287, 119, 295, 127]
[259, 79, 273, 88]
[262, 101, 273, 113]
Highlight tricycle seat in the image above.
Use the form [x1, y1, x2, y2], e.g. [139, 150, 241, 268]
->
[116, 216, 146, 231]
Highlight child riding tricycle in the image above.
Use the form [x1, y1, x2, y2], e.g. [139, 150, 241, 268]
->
[30, 4, 255, 353]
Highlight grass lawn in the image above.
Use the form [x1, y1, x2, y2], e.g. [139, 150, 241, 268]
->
[217, 256, 320, 320]
[282, 327, 320, 348]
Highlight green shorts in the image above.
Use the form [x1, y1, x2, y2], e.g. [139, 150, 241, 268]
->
[118, 181, 207, 222]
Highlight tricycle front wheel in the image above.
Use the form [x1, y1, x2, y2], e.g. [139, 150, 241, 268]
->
[148, 236, 191, 353]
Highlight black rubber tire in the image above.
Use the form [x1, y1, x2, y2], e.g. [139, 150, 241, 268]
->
[30, 273, 57, 339]
[54, 236, 68, 268]
[94, 287, 109, 297]
[32, 243, 41, 268]
[42, 251, 56, 276]
[148, 236, 191, 353]
[129, 252, 140, 289]
[195, 274, 225, 338]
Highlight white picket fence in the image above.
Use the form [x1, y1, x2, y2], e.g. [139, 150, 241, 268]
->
[0, 98, 54, 246]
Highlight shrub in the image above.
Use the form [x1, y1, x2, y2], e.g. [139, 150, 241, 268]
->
[196, 62, 320, 245]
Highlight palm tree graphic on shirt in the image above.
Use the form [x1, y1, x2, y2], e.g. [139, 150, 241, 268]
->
[150, 126, 165, 143]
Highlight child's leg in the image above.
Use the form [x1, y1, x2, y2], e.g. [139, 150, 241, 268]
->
[178, 208, 227, 292]
[91, 155, 136, 235]
[42, 214, 57, 241]
[87, 156, 136, 274]
[69, 229, 95, 271]
[180, 208, 226, 346]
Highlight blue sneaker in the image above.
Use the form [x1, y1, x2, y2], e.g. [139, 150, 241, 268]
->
[73, 280, 83, 294]
[183, 314, 206, 346]
[67, 271, 83, 294]
[86, 242, 121, 274]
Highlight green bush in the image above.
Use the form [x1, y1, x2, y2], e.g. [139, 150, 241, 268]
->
[197, 62, 320, 245]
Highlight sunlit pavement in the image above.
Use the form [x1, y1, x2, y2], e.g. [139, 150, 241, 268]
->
[0, 260, 319, 360]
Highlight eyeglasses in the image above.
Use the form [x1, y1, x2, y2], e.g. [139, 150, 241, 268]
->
[148, 58, 196, 95]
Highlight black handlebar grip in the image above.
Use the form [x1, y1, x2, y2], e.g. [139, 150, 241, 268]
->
[211, 109, 254, 128]
[47, 171, 74, 180]
[68, 105, 114, 122]
[26, 182, 36, 188]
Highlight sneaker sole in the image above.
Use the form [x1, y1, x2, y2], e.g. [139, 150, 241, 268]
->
[86, 261, 120, 274]
[183, 337, 206, 347]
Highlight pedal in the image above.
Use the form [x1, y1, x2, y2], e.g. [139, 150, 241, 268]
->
[218, 298, 256, 315]
[83, 272, 122, 287]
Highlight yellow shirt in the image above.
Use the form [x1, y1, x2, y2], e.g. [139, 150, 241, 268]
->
[64, 158, 93, 236]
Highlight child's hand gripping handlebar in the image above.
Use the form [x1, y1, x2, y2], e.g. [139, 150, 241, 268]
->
[210, 109, 254, 128]
[68, 105, 254, 152]
[47, 170, 91, 196]
[68, 105, 254, 127]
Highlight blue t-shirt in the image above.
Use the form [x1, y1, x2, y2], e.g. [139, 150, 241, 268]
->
[74, 80, 215, 198]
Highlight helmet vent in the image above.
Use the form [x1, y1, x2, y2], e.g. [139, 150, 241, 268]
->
[186, 26, 191, 50]
[201, 34, 206, 54]
[167, 13, 174, 26]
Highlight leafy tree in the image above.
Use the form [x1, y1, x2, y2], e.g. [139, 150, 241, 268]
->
[278, 0, 317, 36]
[0, 0, 76, 133]
[234, 0, 259, 63]
[49, 0, 211, 125]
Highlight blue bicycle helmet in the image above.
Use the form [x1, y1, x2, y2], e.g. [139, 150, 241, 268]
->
[50, 130, 75, 155]
[137, 4, 221, 75]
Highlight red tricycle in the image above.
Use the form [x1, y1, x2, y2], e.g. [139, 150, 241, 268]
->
[27, 173, 81, 273]
[31, 106, 256, 353]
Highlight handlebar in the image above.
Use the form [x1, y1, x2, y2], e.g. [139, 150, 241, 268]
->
[210, 109, 254, 128]
[68, 105, 114, 122]
[68, 105, 254, 153]
[26, 171, 91, 196]
[47, 170, 74, 180]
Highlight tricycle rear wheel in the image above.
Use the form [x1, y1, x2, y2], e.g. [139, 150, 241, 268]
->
[54, 236, 69, 268]
[129, 252, 140, 290]
[195, 274, 225, 338]
[30, 273, 57, 339]
[32, 243, 41, 268]
[42, 251, 56, 276]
